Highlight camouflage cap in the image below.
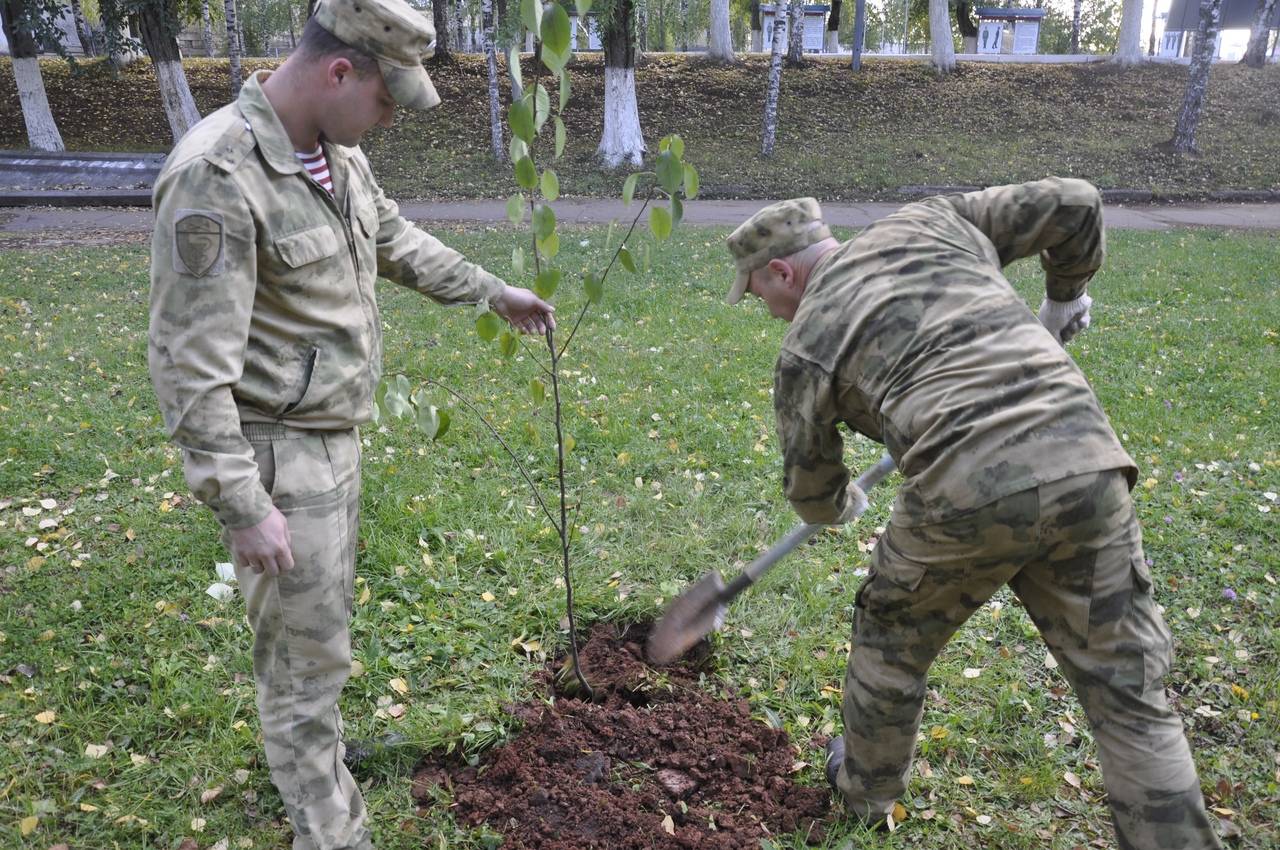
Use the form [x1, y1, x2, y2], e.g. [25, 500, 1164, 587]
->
[725, 198, 832, 305]
[313, 0, 441, 110]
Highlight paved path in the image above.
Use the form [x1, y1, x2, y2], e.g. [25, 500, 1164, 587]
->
[2, 198, 1280, 236]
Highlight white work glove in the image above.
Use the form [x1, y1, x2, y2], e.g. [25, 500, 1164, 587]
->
[1038, 293, 1093, 345]
[833, 482, 870, 524]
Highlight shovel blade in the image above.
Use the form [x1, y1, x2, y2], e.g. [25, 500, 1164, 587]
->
[646, 570, 728, 665]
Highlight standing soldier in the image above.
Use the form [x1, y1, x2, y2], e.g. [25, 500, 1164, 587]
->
[723, 179, 1222, 848]
[147, 1, 554, 847]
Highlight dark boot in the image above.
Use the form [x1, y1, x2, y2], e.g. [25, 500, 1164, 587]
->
[824, 736, 844, 793]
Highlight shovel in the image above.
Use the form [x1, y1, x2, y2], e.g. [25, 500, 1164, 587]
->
[647, 454, 897, 665]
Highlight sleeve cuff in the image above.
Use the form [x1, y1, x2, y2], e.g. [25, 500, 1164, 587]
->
[209, 480, 274, 530]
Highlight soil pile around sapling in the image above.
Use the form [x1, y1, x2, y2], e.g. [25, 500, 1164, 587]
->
[411, 622, 830, 848]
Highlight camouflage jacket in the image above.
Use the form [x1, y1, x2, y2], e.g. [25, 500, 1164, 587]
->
[775, 178, 1137, 528]
[149, 70, 505, 530]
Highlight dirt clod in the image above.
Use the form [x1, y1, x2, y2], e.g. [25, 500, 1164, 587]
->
[412, 622, 830, 848]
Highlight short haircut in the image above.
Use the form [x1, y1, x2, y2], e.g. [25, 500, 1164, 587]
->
[296, 16, 379, 75]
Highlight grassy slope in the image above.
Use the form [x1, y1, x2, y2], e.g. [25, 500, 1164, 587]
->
[1, 55, 1278, 199]
[0, 226, 1276, 848]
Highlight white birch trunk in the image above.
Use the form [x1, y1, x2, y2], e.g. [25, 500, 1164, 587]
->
[679, 0, 688, 50]
[638, 0, 647, 50]
[1071, 0, 1081, 52]
[201, 0, 215, 56]
[225, 0, 242, 95]
[786, 0, 803, 63]
[1169, 0, 1222, 152]
[708, 0, 734, 60]
[1114, 0, 1145, 64]
[155, 58, 203, 141]
[1241, 0, 1278, 66]
[483, 0, 504, 161]
[929, 0, 954, 71]
[69, 0, 96, 55]
[598, 66, 645, 168]
[12, 57, 65, 151]
[761, 12, 785, 156]
[824, 29, 838, 52]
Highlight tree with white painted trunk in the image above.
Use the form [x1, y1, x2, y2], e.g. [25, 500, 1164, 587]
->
[68, 0, 98, 55]
[1162, 0, 1222, 153]
[1240, 0, 1277, 67]
[127, 0, 202, 141]
[224, 0, 242, 95]
[0, 0, 65, 150]
[1071, 0, 1081, 52]
[200, 0, 214, 55]
[761, 0, 784, 156]
[483, 0, 504, 161]
[785, 0, 803, 65]
[749, 0, 761, 50]
[707, 0, 734, 61]
[597, 0, 645, 168]
[928, 0, 953, 72]
[824, 0, 840, 53]
[1113, 0, 1144, 64]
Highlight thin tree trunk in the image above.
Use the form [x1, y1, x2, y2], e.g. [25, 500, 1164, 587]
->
[679, 0, 687, 50]
[929, 0, 954, 71]
[708, 0, 734, 60]
[761, 3, 785, 156]
[750, 0, 761, 50]
[137, 2, 202, 141]
[1240, 0, 1278, 66]
[637, 0, 646, 50]
[849, 0, 865, 67]
[1071, 0, 1081, 53]
[1, 0, 65, 150]
[201, 0, 215, 55]
[1148, 0, 1159, 54]
[1114, 0, 1144, 63]
[452, 0, 464, 50]
[597, 0, 645, 168]
[483, 0, 503, 161]
[225, 0, 242, 95]
[785, 0, 803, 65]
[432, 0, 451, 56]
[1166, 0, 1222, 153]
[825, 0, 840, 53]
[69, 0, 97, 55]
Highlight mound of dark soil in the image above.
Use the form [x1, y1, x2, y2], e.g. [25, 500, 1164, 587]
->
[411, 622, 830, 849]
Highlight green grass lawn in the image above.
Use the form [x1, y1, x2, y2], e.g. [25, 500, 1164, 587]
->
[0, 225, 1277, 848]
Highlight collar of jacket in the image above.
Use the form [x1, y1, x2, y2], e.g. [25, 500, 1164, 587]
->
[237, 70, 309, 178]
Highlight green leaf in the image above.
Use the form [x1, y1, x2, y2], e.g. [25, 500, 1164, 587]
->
[533, 83, 551, 132]
[583, 270, 603, 303]
[656, 151, 683, 194]
[541, 43, 568, 74]
[575, 0, 592, 17]
[507, 46, 523, 90]
[554, 117, 566, 159]
[559, 71, 571, 110]
[476, 311, 501, 341]
[436, 410, 451, 439]
[541, 2, 571, 55]
[530, 377, 546, 404]
[524, 421, 540, 443]
[510, 135, 528, 164]
[540, 168, 560, 201]
[512, 245, 525, 277]
[683, 163, 700, 199]
[531, 203, 556, 241]
[416, 403, 441, 439]
[514, 156, 538, 191]
[537, 231, 560, 259]
[618, 246, 637, 273]
[666, 134, 685, 159]
[534, 268, 562, 299]
[520, 0, 542, 36]
[499, 331, 518, 358]
[671, 196, 683, 228]
[650, 206, 672, 240]
[622, 172, 639, 206]
[394, 374, 410, 396]
[385, 385, 409, 419]
[506, 193, 525, 225]
[508, 99, 534, 143]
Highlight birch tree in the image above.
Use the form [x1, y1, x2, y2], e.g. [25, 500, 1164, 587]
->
[1071, 0, 1081, 52]
[761, 0, 785, 156]
[1163, 0, 1222, 153]
[597, 0, 645, 168]
[200, 0, 214, 55]
[225, 0, 242, 95]
[785, 0, 802, 65]
[68, 0, 97, 54]
[849, 0, 865, 67]
[825, 0, 839, 53]
[929, 0, 953, 71]
[1113, 0, 1143, 64]
[0, 0, 65, 150]
[707, 0, 733, 60]
[133, 0, 203, 141]
[1240, 0, 1277, 66]
[483, 0, 504, 161]
[749, 0, 760, 50]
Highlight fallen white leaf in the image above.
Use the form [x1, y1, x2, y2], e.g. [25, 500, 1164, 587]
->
[215, 561, 237, 583]
[206, 583, 235, 602]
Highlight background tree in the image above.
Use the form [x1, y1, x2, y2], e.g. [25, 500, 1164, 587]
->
[761, 0, 784, 155]
[200, 0, 214, 54]
[224, 0, 242, 94]
[1113, 0, 1143, 62]
[597, 0, 645, 167]
[432, 0, 451, 56]
[1240, 0, 1277, 66]
[928, 0, 953, 70]
[125, 0, 202, 140]
[707, 0, 733, 60]
[849, 0, 865, 66]
[1163, 0, 1222, 153]
[1072, 0, 1081, 51]
[1, 0, 66, 150]
[825, 0, 839, 52]
[785, 0, 802, 64]
[483, 0, 503, 161]
[953, 0, 975, 50]
[68, 0, 98, 53]
[748, 0, 760, 49]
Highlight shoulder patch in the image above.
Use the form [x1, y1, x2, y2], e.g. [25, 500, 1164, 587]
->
[173, 209, 225, 278]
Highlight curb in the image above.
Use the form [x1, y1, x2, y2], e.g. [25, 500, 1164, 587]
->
[0, 190, 153, 207]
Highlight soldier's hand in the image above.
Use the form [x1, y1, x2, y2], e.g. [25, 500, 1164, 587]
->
[229, 507, 294, 576]
[1038, 293, 1093, 345]
[493, 285, 556, 335]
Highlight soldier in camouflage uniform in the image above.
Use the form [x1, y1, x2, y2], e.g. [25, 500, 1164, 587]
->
[725, 179, 1222, 848]
[148, 2, 554, 847]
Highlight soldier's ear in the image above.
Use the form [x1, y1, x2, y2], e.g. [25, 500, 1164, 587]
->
[767, 258, 793, 285]
[327, 57, 355, 88]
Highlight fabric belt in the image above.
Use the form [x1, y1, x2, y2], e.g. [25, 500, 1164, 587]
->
[242, 422, 317, 441]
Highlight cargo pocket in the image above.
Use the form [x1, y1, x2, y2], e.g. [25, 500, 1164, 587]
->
[251, 439, 277, 497]
[1130, 554, 1173, 691]
[274, 224, 339, 268]
[856, 532, 928, 617]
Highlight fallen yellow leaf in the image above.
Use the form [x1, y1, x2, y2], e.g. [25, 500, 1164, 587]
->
[892, 802, 907, 822]
[481, 591, 496, 602]
[19, 815, 38, 836]
[34, 710, 56, 724]
[79, 802, 98, 812]
[389, 677, 409, 695]
[661, 814, 675, 835]
[357, 586, 371, 605]
[955, 775, 975, 786]
[85, 743, 110, 758]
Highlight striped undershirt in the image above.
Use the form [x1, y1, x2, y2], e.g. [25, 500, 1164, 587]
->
[295, 146, 333, 195]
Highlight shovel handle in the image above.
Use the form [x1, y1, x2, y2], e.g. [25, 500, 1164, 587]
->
[729, 453, 897, 596]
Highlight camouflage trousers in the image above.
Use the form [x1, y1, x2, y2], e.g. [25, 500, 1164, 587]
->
[229, 424, 372, 850]
[835, 469, 1222, 849]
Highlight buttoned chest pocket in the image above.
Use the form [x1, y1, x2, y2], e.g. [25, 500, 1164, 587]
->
[348, 187, 380, 287]
[273, 224, 340, 270]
